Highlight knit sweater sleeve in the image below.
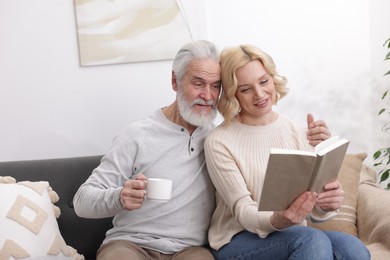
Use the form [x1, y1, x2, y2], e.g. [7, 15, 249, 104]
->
[73, 127, 138, 218]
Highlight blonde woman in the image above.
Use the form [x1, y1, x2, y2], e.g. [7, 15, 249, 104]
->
[204, 44, 370, 260]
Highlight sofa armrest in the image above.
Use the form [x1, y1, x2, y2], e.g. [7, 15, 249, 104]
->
[357, 165, 390, 258]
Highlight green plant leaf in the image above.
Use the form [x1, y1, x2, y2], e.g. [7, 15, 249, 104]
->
[387, 151, 390, 165]
[384, 37, 390, 47]
[374, 150, 382, 159]
[379, 108, 386, 115]
[385, 51, 390, 61]
[385, 71, 390, 76]
[382, 90, 388, 99]
[387, 183, 390, 190]
[380, 169, 389, 183]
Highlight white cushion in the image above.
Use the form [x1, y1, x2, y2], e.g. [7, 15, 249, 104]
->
[0, 177, 83, 260]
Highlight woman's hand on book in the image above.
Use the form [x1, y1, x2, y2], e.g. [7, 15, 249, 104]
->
[270, 191, 317, 230]
[316, 180, 344, 211]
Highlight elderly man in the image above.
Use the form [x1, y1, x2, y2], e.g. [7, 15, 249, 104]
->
[73, 40, 221, 260]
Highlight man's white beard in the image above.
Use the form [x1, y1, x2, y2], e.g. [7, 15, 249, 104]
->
[177, 88, 217, 127]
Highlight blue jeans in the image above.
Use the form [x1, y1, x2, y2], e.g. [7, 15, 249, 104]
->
[212, 226, 370, 260]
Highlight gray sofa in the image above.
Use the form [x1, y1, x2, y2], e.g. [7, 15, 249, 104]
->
[0, 155, 112, 260]
[1, 154, 390, 260]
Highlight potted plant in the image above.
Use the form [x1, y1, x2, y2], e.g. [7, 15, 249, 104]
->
[373, 37, 390, 189]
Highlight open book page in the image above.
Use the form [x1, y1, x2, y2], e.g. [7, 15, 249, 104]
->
[258, 152, 317, 211]
[315, 136, 341, 155]
[269, 148, 315, 156]
[258, 136, 349, 211]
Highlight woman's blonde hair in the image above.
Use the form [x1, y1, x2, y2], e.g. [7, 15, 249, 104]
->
[218, 44, 288, 124]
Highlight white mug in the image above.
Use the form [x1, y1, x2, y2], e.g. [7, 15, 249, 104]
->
[146, 178, 172, 202]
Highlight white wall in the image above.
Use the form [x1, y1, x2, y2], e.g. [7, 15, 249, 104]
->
[207, 0, 389, 168]
[1, 0, 389, 168]
[1, 0, 175, 161]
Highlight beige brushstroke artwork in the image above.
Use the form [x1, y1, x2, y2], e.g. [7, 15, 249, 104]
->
[74, 0, 192, 66]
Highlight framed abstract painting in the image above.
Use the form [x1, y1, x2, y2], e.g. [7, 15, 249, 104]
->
[74, 0, 205, 66]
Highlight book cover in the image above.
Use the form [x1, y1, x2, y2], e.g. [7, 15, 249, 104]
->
[258, 136, 350, 211]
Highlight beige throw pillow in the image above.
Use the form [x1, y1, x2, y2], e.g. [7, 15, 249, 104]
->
[307, 153, 367, 236]
[0, 176, 84, 260]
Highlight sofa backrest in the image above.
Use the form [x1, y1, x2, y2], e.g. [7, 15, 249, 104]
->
[0, 155, 113, 260]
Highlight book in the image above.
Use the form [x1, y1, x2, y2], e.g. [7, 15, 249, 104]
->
[258, 136, 350, 211]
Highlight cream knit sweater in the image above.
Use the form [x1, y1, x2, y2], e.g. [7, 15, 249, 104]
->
[204, 115, 337, 250]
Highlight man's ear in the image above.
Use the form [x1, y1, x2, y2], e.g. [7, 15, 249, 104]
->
[172, 71, 178, 91]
